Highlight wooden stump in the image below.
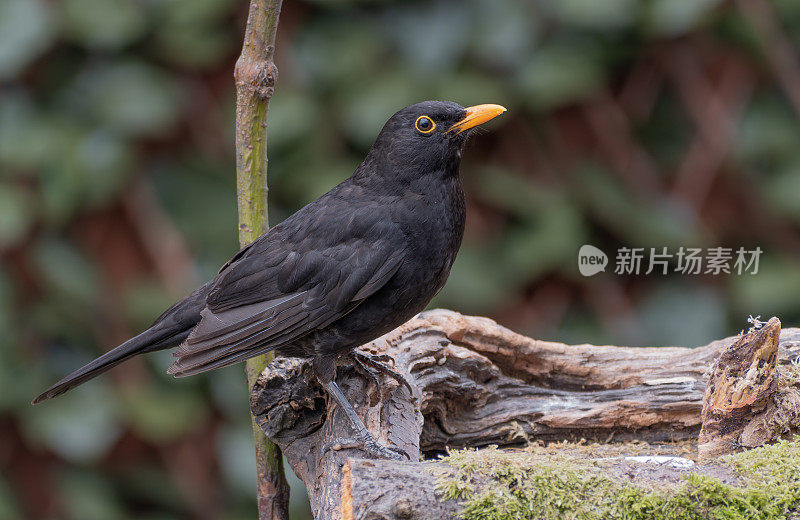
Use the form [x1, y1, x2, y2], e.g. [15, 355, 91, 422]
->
[699, 317, 800, 460]
[250, 309, 800, 519]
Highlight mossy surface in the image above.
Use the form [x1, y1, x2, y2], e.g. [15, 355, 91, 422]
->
[434, 438, 800, 520]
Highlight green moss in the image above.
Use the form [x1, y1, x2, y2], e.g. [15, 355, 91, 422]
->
[435, 439, 800, 520]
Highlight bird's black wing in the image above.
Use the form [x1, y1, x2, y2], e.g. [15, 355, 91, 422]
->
[167, 199, 405, 377]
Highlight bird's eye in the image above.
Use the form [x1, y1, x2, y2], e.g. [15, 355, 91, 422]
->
[414, 115, 436, 134]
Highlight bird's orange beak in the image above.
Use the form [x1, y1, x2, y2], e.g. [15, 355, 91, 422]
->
[448, 104, 507, 134]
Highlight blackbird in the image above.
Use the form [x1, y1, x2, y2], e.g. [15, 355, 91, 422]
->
[33, 100, 506, 459]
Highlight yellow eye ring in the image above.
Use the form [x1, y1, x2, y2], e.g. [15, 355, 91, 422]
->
[415, 115, 436, 134]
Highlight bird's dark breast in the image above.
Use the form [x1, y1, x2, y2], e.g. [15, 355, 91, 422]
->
[284, 175, 466, 360]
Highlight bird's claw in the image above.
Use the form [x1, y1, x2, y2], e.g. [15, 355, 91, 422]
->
[351, 351, 414, 395]
[351, 355, 382, 389]
[323, 437, 408, 460]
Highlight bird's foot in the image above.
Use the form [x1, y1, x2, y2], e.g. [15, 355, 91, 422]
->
[351, 350, 413, 395]
[350, 353, 382, 389]
[319, 379, 409, 460]
[323, 435, 408, 461]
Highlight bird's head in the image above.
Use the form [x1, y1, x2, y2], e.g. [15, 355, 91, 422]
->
[360, 100, 506, 183]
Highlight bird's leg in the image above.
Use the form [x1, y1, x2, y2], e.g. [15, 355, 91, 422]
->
[320, 379, 407, 460]
[351, 350, 413, 395]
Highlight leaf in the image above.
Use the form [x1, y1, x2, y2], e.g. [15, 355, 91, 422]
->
[57, 470, 126, 520]
[62, 61, 180, 138]
[154, 24, 233, 70]
[152, 0, 237, 70]
[151, 159, 239, 272]
[293, 21, 387, 90]
[645, 0, 722, 37]
[20, 384, 123, 463]
[764, 161, 800, 222]
[0, 183, 34, 247]
[339, 71, 418, 147]
[267, 93, 320, 150]
[731, 254, 800, 319]
[121, 385, 208, 442]
[0, 92, 60, 170]
[0, 0, 53, 80]
[433, 243, 512, 315]
[0, 475, 21, 520]
[61, 0, 147, 50]
[736, 94, 800, 172]
[501, 202, 587, 282]
[156, 0, 235, 25]
[216, 424, 258, 497]
[637, 282, 727, 347]
[33, 237, 98, 307]
[434, 72, 507, 110]
[39, 129, 133, 223]
[575, 164, 703, 247]
[470, 0, 538, 68]
[382, 0, 470, 73]
[546, 0, 638, 31]
[516, 40, 606, 110]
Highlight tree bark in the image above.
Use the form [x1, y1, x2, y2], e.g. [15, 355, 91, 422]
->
[251, 309, 800, 519]
[233, 0, 288, 518]
[698, 317, 800, 460]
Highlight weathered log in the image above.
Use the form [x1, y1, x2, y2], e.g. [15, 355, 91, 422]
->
[341, 440, 800, 520]
[250, 309, 800, 519]
[699, 317, 800, 460]
[251, 358, 421, 519]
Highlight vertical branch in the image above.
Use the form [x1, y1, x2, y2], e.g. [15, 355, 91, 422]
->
[234, 0, 288, 519]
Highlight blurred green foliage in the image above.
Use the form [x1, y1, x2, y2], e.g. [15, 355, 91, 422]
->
[1, 0, 800, 518]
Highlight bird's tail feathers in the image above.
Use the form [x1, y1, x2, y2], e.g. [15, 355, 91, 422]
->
[31, 323, 187, 404]
[32, 280, 215, 404]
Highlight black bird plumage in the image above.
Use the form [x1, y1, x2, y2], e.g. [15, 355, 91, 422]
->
[33, 100, 506, 458]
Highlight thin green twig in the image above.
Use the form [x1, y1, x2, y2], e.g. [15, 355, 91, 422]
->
[234, 0, 288, 518]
